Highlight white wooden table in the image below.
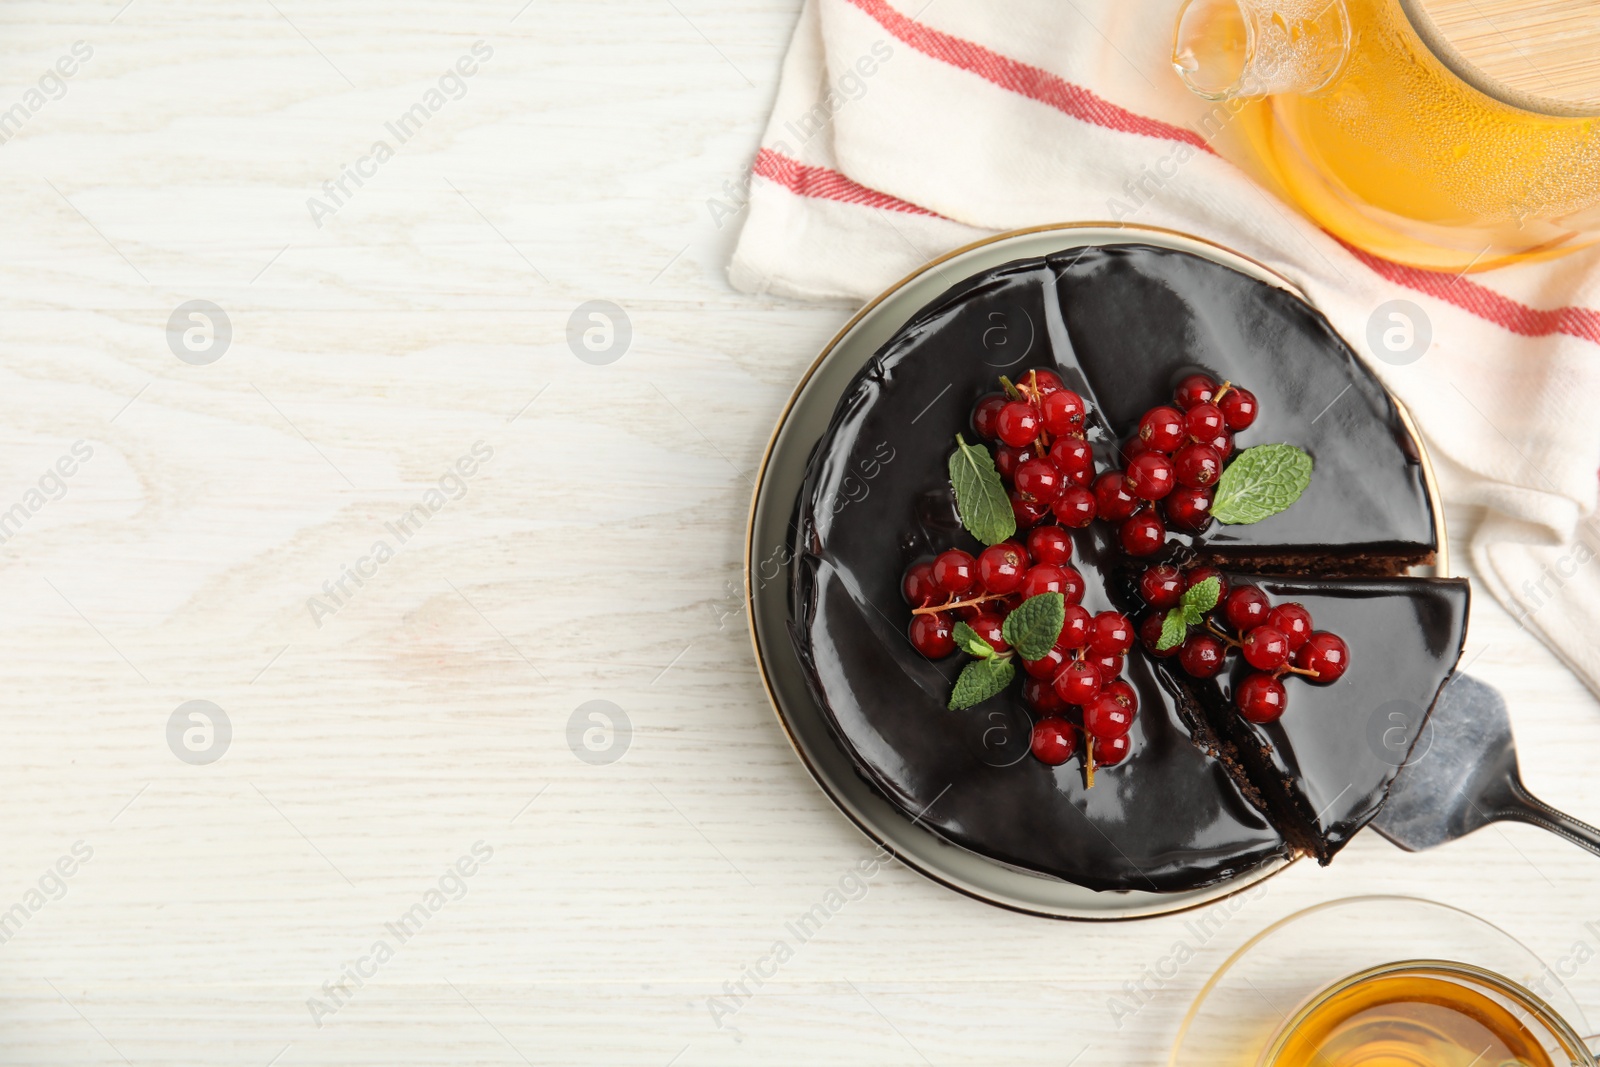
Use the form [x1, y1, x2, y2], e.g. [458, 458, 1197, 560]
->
[3, 2, 1599, 1063]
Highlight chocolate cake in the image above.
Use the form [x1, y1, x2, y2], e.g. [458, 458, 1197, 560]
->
[789, 244, 1469, 894]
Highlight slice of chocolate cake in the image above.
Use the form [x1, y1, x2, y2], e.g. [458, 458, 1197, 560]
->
[1049, 245, 1438, 575]
[1147, 574, 1469, 864]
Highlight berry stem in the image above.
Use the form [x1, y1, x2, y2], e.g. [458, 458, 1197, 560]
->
[1084, 735, 1096, 790]
[911, 591, 1008, 616]
[998, 375, 1021, 400]
[1212, 380, 1233, 403]
[1276, 663, 1322, 680]
[1030, 370, 1051, 447]
[1204, 618, 1243, 649]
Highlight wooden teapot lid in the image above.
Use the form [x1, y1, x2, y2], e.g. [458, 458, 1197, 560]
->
[1405, 0, 1600, 115]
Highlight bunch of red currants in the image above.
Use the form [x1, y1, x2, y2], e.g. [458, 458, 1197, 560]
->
[968, 370, 1259, 558]
[969, 368, 1098, 530]
[1113, 373, 1258, 553]
[902, 524, 1138, 768]
[1136, 564, 1350, 723]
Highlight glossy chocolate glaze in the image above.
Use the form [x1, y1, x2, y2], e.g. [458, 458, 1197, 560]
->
[790, 246, 1462, 893]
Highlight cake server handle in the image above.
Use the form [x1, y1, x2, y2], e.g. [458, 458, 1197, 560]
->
[1495, 780, 1600, 861]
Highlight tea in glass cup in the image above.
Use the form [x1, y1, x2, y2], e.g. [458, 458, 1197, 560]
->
[1263, 961, 1593, 1067]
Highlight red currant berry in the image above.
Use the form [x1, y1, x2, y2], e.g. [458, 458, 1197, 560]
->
[1139, 564, 1185, 609]
[1014, 457, 1064, 503]
[1022, 676, 1069, 715]
[1172, 443, 1223, 489]
[1089, 652, 1124, 679]
[1021, 644, 1068, 679]
[1167, 486, 1215, 531]
[1010, 491, 1051, 528]
[1092, 470, 1142, 522]
[1138, 405, 1186, 453]
[1084, 694, 1134, 739]
[1058, 604, 1092, 649]
[1174, 373, 1218, 410]
[909, 612, 956, 658]
[1030, 717, 1078, 765]
[1094, 733, 1132, 765]
[1265, 603, 1313, 651]
[976, 543, 1028, 594]
[1184, 403, 1226, 444]
[1048, 438, 1095, 484]
[996, 400, 1042, 447]
[1121, 437, 1150, 464]
[1103, 679, 1138, 713]
[1025, 369, 1066, 400]
[1051, 486, 1097, 528]
[1059, 565, 1086, 606]
[1235, 672, 1287, 723]
[931, 549, 977, 595]
[1089, 611, 1135, 656]
[1119, 513, 1166, 557]
[1186, 567, 1229, 602]
[967, 612, 1009, 654]
[1019, 563, 1068, 600]
[1125, 452, 1177, 501]
[902, 560, 938, 607]
[1179, 634, 1226, 678]
[1219, 387, 1258, 431]
[1040, 389, 1087, 436]
[1224, 586, 1271, 631]
[1296, 632, 1349, 684]
[1241, 625, 1290, 671]
[1052, 660, 1103, 705]
[1206, 430, 1234, 459]
[1026, 525, 1073, 565]
[994, 444, 1038, 480]
[1140, 614, 1181, 657]
[972, 393, 1008, 440]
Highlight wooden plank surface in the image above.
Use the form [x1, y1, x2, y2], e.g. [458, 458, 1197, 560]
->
[2, 1, 1600, 1064]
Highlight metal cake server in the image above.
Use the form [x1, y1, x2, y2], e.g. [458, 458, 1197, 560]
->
[1373, 672, 1600, 858]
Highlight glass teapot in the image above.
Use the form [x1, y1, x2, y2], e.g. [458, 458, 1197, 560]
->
[1172, 0, 1600, 271]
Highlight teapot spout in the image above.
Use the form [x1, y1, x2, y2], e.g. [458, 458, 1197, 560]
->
[1172, 0, 1351, 100]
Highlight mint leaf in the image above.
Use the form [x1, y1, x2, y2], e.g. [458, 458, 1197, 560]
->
[951, 621, 995, 659]
[948, 655, 1016, 710]
[948, 435, 1016, 546]
[1156, 608, 1189, 651]
[1212, 444, 1313, 525]
[1002, 592, 1065, 661]
[1181, 576, 1221, 625]
[1158, 576, 1221, 650]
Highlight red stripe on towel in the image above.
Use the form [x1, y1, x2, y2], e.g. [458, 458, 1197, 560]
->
[752, 147, 942, 216]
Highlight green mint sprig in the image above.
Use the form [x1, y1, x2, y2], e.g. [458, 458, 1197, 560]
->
[946, 592, 1064, 710]
[948, 434, 1016, 546]
[951, 621, 995, 659]
[1154, 576, 1221, 652]
[1212, 444, 1313, 525]
[949, 655, 1014, 709]
[1000, 592, 1064, 662]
